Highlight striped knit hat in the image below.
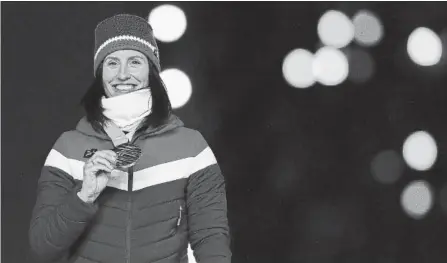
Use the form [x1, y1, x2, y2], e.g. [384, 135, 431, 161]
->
[93, 14, 160, 76]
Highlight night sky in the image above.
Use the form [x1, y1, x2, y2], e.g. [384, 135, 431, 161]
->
[3, 2, 447, 263]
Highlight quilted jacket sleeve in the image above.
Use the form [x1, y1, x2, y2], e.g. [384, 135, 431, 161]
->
[186, 133, 232, 263]
[29, 133, 98, 262]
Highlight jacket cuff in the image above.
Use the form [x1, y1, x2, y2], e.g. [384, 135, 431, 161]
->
[58, 186, 98, 223]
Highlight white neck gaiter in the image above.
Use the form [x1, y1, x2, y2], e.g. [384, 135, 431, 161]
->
[102, 89, 152, 137]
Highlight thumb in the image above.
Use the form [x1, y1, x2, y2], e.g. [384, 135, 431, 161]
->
[95, 174, 109, 188]
[109, 169, 125, 179]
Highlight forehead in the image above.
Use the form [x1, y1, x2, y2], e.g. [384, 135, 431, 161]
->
[105, 49, 147, 60]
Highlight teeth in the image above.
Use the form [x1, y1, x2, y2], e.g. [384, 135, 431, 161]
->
[116, 85, 134, 90]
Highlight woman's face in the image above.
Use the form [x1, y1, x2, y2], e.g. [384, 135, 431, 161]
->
[102, 49, 150, 97]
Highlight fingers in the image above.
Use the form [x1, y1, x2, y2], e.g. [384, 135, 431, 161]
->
[94, 158, 115, 171]
[92, 150, 117, 166]
[90, 163, 114, 174]
[83, 150, 126, 180]
[86, 150, 117, 170]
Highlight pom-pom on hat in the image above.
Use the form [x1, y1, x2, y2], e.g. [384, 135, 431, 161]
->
[93, 14, 160, 76]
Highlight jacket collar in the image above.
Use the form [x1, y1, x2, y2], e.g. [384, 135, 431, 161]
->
[75, 114, 184, 141]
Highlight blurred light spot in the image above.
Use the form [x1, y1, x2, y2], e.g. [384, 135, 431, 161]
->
[313, 46, 349, 86]
[407, 27, 442, 66]
[352, 10, 384, 47]
[160, 68, 192, 109]
[371, 150, 404, 184]
[438, 29, 447, 65]
[282, 49, 315, 88]
[149, 4, 187, 42]
[345, 47, 375, 83]
[401, 180, 433, 219]
[317, 10, 355, 48]
[402, 131, 437, 171]
[188, 244, 196, 263]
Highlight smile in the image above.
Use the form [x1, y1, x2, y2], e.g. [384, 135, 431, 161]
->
[114, 84, 136, 90]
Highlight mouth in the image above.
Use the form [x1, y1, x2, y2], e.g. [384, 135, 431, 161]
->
[113, 84, 137, 91]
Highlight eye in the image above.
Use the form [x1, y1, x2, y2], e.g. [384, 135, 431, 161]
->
[107, 60, 118, 66]
[131, 60, 142, 65]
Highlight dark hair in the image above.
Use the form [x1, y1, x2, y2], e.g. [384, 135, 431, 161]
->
[80, 62, 172, 134]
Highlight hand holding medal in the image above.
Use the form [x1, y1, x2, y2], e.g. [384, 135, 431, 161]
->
[112, 143, 143, 169]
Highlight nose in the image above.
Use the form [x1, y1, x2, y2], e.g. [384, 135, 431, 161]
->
[117, 64, 130, 80]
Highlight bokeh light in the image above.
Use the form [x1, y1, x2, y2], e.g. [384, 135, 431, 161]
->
[352, 10, 384, 47]
[160, 68, 192, 109]
[149, 4, 187, 42]
[407, 27, 442, 66]
[346, 47, 375, 83]
[401, 180, 433, 219]
[313, 46, 349, 86]
[317, 10, 355, 48]
[402, 131, 438, 171]
[282, 48, 316, 88]
[370, 150, 404, 184]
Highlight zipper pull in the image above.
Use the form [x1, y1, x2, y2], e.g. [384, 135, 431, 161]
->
[177, 206, 183, 226]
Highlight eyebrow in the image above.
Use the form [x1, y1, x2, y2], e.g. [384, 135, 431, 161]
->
[105, 55, 146, 61]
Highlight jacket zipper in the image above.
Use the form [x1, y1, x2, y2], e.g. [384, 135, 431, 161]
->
[125, 166, 134, 263]
[125, 134, 140, 263]
[123, 130, 161, 262]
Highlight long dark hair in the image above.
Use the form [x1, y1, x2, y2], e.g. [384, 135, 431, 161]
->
[80, 62, 172, 134]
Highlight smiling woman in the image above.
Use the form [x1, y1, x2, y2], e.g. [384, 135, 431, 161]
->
[102, 50, 150, 97]
[28, 13, 231, 263]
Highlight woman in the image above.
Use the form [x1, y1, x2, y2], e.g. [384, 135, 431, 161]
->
[29, 14, 231, 263]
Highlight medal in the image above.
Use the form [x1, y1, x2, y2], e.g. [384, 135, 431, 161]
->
[112, 143, 142, 168]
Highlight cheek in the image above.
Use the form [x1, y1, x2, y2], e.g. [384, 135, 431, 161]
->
[102, 68, 116, 82]
[133, 68, 149, 83]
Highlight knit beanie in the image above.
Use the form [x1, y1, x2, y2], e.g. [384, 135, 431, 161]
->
[93, 14, 161, 76]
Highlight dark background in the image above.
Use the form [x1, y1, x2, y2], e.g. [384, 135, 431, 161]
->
[3, 2, 447, 263]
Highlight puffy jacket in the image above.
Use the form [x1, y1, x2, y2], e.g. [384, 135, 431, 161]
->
[29, 114, 231, 263]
